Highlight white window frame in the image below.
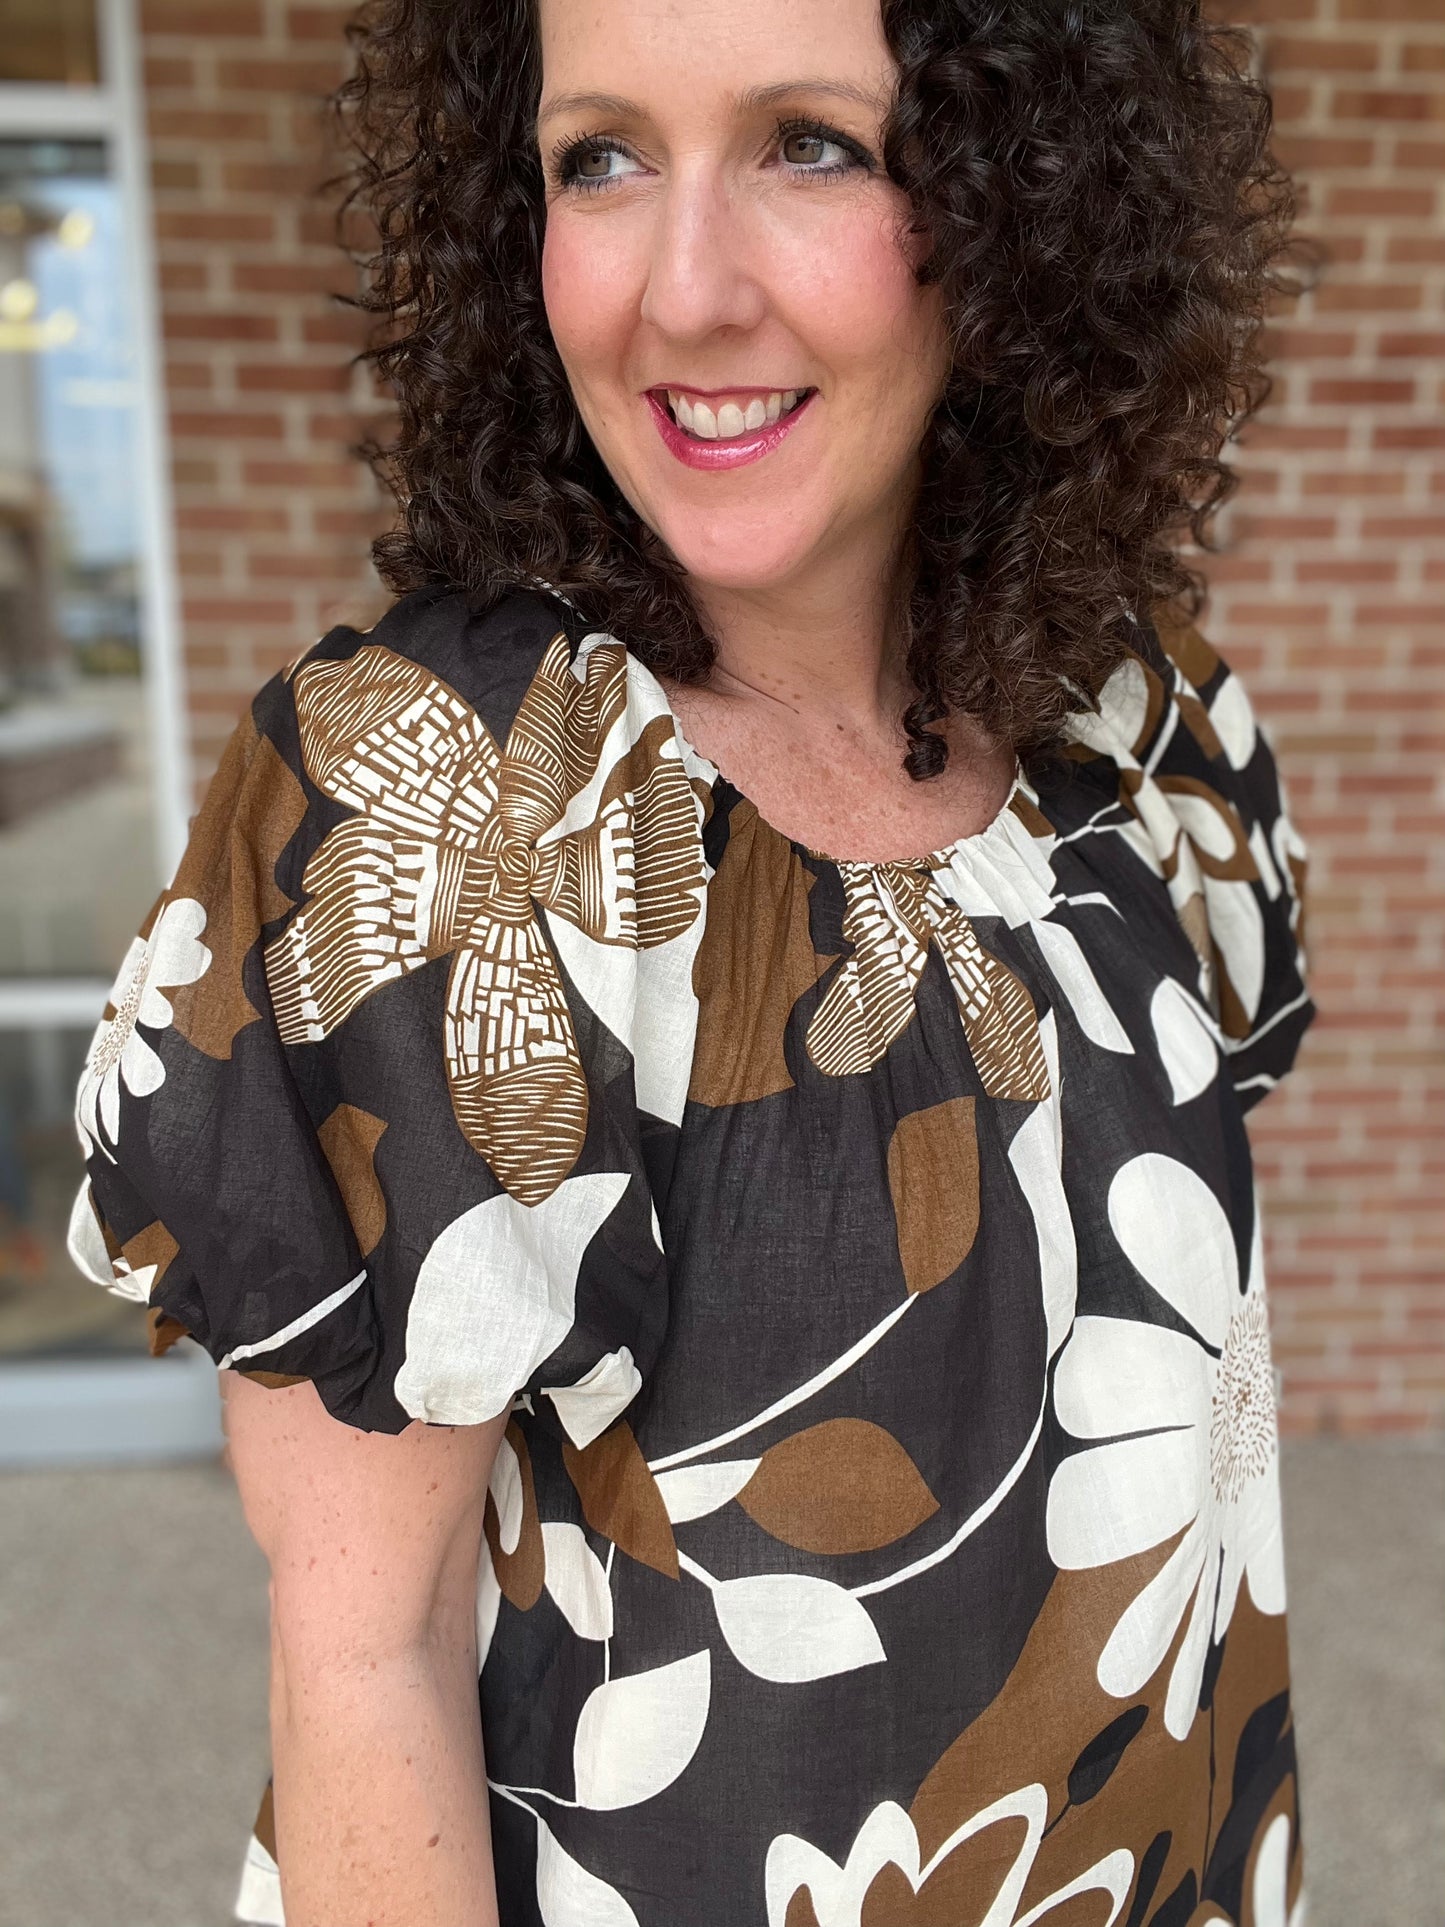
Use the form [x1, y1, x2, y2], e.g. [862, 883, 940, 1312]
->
[0, 0, 190, 1031]
[0, 0, 220, 1465]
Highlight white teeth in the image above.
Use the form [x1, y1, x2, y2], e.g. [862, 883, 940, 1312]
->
[663, 387, 808, 438]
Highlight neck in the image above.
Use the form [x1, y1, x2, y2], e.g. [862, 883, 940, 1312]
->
[681, 514, 916, 738]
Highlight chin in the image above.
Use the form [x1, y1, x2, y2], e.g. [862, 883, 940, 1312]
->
[651, 509, 827, 595]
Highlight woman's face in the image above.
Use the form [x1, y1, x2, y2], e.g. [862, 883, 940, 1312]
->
[536, 0, 948, 597]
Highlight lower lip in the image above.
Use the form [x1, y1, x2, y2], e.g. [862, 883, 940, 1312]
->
[646, 390, 814, 470]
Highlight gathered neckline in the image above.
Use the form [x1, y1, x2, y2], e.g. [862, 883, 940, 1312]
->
[641, 660, 1027, 871]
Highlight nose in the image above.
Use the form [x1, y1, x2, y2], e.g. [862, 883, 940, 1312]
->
[637, 158, 770, 347]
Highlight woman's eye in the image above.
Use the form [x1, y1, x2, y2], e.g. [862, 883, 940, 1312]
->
[775, 123, 873, 177]
[559, 141, 642, 189]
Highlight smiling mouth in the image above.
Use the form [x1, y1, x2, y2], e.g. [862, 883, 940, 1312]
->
[656, 387, 815, 442]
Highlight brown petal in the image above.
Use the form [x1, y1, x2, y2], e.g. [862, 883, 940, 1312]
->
[1155, 776, 1259, 884]
[738, 1418, 940, 1554]
[1152, 603, 1221, 690]
[317, 1105, 389, 1257]
[888, 1097, 980, 1295]
[445, 913, 587, 1202]
[484, 1420, 545, 1609]
[124, 1219, 179, 1287]
[926, 907, 1049, 1101]
[563, 1422, 679, 1578]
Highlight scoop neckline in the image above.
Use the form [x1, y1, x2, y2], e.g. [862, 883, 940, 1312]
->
[645, 662, 1026, 871]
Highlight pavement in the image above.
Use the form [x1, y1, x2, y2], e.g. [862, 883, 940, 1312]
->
[0, 1437, 1440, 1927]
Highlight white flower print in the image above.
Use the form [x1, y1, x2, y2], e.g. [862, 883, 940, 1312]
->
[76, 898, 211, 1155]
[1046, 1152, 1286, 1740]
[765, 1783, 1134, 1927]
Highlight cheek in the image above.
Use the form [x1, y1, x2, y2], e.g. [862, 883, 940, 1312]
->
[541, 215, 635, 382]
[769, 205, 942, 396]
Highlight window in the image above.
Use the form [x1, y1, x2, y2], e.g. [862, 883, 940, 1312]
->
[0, 0, 188, 1373]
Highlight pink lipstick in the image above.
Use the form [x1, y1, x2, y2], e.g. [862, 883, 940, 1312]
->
[646, 388, 815, 471]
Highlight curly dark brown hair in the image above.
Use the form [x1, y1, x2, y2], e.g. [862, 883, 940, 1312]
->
[334, 0, 1307, 776]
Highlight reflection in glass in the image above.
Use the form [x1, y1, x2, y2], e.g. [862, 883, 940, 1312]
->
[0, 1025, 146, 1356]
[0, 0, 101, 88]
[0, 137, 161, 982]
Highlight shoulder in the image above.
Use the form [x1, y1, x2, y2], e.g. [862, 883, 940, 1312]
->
[252, 581, 591, 750]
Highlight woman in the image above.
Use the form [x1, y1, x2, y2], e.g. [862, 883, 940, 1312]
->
[69, 0, 1315, 1921]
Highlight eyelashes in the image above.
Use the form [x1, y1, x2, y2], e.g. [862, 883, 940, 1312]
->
[548, 116, 877, 195]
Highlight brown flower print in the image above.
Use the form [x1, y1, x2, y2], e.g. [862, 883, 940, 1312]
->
[806, 861, 1049, 1099]
[265, 634, 707, 1204]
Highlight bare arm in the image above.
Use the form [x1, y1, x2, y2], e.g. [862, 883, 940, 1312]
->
[222, 1372, 509, 1927]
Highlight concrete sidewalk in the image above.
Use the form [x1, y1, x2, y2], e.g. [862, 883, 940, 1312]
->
[0, 1439, 1440, 1926]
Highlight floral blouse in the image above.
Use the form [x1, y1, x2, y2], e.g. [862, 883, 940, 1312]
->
[70, 583, 1314, 1927]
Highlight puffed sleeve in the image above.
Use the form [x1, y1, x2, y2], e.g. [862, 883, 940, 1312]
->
[67, 587, 712, 1435]
[1066, 599, 1314, 1110]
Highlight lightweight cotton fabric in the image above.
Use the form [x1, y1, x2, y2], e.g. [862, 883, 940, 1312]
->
[70, 584, 1314, 1927]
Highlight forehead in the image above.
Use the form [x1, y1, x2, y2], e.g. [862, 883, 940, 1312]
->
[536, 0, 894, 98]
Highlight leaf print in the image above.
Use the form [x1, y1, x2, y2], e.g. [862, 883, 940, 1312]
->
[485, 1423, 545, 1610]
[1027, 920, 1133, 1056]
[542, 1346, 643, 1450]
[316, 1104, 388, 1257]
[564, 1421, 680, 1578]
[707, 1571, 886, 1683]
[1005, 1064, 1077, 1360]
[533, 1809, 641, 1927]
[808, 862, 1048, 1098]
[887, 1098, 980, 1296]
[168, 721, 309, 1060]
[1149, 977, 1220, 1107]
[1154, 778, 1259, 884]
[1251, 1811, 1307, 1927]
[736, 1418, 940, 1555]
[395, 1170, 629, 1427]
[688, 798, 833, 1108]
[541, 1521, 615, 1640]
[655, 1458, 761, 1525]
[267, 634, 707, 1202]
[572, 1650, 712, 1809]
[1065, 1706, 1148, 1808]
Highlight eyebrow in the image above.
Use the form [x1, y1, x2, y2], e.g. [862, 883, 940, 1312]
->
[535, 77, 890, 130]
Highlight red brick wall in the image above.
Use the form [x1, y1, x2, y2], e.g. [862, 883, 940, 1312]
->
[1207, 0, 1444, 1433]
[139, 0, 1444, 1431]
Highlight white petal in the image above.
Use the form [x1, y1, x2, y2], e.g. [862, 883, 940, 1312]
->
[1239, 1461, 1288, 1618]
[1054, 1315, 1214, 1441]
[395, 1172, 629, 1426]
[710, 1572, 885, 1683]
[766, 1804, 919, 1927]
[490, 1434, 524, 1555]
[1031, 918, 1134, 1053]
[655, 1459, 761, 1524]
[1163, 1538, 1219, 1739]
[542, 1522, 614, 1641]
[1252, 1812, 1293, 1927]
[1107, 1153, 1237, 1346]
[1047, 1427, 1205, 1569]
[66, 1183, 117, 1290]
[1150, 976, 1220, 1106]
[572, 1650, 710, 1809]
[534, 1810, 640, 1927]
[1168, 790, 1241, 866]
[119, 1027, 165, 1099]
[476, 1539, 502, 1670]
[543, 1347, 642, 1450]
[1015, 1848, 1136, 1927]
[1203, 874, 1267, 1026]
[1007, 1097, 1077, 1360]
[1210, 674, 1258, 771]
[1097, 1515, 1209, 1699]
[142, 896, 212, 1020]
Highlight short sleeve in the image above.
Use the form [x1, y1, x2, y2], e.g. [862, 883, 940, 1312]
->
[1065, 600, 1315, 1111]
[68, 587, 711, 1434]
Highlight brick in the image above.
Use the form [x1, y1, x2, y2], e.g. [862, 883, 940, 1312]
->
[1325, 184, 1440, 218]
